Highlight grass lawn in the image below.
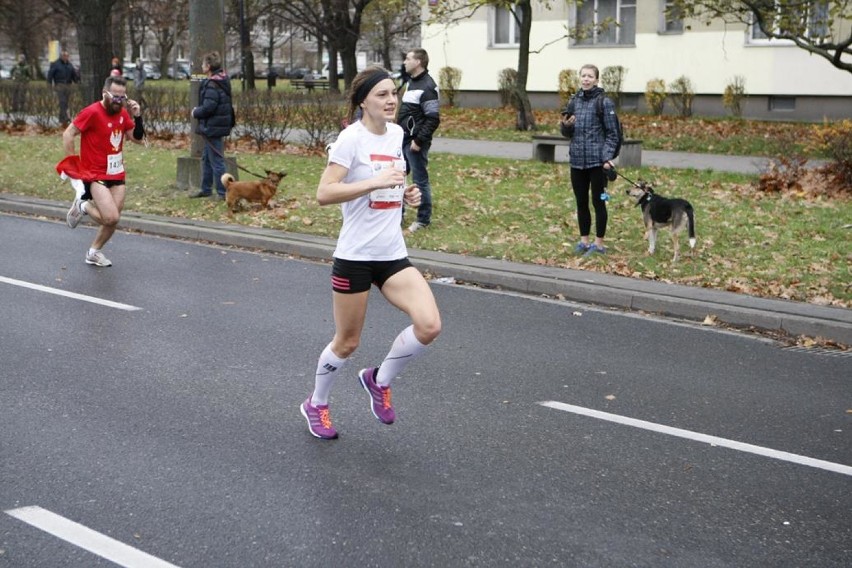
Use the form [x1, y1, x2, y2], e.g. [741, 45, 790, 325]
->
[1, 128, 848, 309]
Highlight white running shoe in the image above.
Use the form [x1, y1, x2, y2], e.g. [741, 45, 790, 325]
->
[407, 221, 427, 234]
[85, 250, 112, 267]
[66, 199, 84, 229]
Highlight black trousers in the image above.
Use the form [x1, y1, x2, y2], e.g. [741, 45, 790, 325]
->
[570, 166, 608, 239]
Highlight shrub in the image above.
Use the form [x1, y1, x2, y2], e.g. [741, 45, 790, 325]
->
[236, 90, 298, 150]
[669, 75, 694, 118]
[723, 76, 747, 118]
[601, 66, 627, 110]
[498, 68, 518, 108]
[645, 78, 666, 115]
[298, 94, 347, 151]
[439, 66, 462, 107]
[812, 119, 852, 192]
[557, 69, 578, 108]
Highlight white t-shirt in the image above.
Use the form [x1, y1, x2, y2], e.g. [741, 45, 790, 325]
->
[328, 120, 408, 261]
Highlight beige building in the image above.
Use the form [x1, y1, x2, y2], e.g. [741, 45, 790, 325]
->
[421, 1, 852, 120]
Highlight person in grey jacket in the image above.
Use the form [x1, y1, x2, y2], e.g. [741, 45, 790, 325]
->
[560, 64, 619, 256]
[190, 51, 234, 199]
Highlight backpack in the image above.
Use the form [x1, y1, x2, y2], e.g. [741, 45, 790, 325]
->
[596, 95, 624, 159]
[561, 93, 624, 159]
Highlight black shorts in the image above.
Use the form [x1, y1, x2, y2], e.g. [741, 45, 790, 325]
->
[81, 179, 125, 201]
[331, 257, 413, 294]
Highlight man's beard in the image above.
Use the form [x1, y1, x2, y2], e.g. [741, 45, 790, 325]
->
[106, 102, 122, 115]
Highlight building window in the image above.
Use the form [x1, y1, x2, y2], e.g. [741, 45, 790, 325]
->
[749, 1, 829, 43]
[574, 0, 636, 46]
[768, 96, 796, 111]
[659, 0, 683, 34]
[491, 5, 522, 47]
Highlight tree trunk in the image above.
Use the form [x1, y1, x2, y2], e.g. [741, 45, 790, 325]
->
[513, 0, 536, 131]
[69, 0, 118, 103]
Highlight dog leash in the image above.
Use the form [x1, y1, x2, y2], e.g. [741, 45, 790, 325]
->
[200, 135, 267, 179]
[612, 167, 642, 188]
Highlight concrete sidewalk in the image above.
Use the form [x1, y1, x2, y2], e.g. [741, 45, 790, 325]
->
[431, 137, 779, 175]
[2, 192, 850, 346]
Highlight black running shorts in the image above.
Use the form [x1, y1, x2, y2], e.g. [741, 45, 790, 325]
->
[331, 257, 413, 294]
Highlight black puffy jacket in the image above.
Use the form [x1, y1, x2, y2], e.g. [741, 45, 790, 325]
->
[193, 72, 234, 138]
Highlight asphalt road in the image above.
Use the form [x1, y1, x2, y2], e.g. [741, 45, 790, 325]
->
[1, 215, 850, 567]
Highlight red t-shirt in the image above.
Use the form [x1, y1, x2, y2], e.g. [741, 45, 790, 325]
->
[73, 101, 135, 181]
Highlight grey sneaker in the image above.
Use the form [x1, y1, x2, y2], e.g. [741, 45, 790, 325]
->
[85, 250, 112, 267]
[66, 199, 84, 228]
[407, 221, 427, 234]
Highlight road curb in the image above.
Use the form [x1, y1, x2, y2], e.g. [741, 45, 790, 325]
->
[2, 194, 850, 346]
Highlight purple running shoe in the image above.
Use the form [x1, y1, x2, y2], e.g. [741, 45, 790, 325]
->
[300, 398, 338, 440]
[358, 367, 395, 424]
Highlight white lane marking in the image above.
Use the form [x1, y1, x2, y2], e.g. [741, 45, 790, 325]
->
[539, 401, 852, 477]
[0, 276, 141, 311]
[5, 506, 181, 568]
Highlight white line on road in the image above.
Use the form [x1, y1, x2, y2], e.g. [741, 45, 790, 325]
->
[539, 401, 852, 477]
[5, 506, 181, 568]
[0, 276, 141, 311]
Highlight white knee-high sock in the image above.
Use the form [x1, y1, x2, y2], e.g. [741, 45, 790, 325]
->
[375, 325, 428, 387]
[311, 343, 348, 406]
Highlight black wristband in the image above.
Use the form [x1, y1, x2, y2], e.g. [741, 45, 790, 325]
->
[133, 115, 144, 140]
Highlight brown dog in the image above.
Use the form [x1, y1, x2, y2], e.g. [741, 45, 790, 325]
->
[221, 170, 287, 213]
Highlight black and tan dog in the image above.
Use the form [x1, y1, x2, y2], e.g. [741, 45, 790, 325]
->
[221, 170, 287, 213]
[625, 181, 696, 262]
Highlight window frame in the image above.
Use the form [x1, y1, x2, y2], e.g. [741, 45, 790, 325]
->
[571, 0, 637, 47]
[659, 0, 684, 35]
[490, 5, 522, 48]
[747, 1, 830, 45]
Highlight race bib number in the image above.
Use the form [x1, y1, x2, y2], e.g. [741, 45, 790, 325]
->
[106, 152, 124, 176]
[369, 156, 405, 209]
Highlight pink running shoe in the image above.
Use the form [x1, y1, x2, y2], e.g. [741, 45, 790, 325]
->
[358, 367, 395, 424]
[300, 398, 338, 440]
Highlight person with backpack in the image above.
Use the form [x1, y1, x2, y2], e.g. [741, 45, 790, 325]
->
[560, 63, 621, 256]
[190, 51, 234, 200]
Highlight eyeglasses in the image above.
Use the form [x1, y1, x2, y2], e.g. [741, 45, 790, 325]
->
[105, 92, 127, 103]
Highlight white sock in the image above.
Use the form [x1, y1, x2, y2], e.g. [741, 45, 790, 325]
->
[375, 325, 428, 387]
[87, 247, 99, 256]
[310, 343, 348, 406]
[79, 201, 89, 215]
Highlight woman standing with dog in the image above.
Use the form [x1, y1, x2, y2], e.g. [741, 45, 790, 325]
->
[560, 64, 620, 256]
[190, 51, 234, 200]
[300, 66, 442, 440]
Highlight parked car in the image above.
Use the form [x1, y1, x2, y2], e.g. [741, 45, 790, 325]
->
[320, 64, 344, 80]
[283, 67, 311, 79]
[122, 62, 161, 81]
[167, 61, 191, 80]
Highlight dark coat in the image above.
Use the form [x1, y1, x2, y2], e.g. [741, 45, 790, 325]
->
[192, 71, 234, 138]
[561, 86, 620, 169]
[397, 70, 440, 147]
[47, 59, 78, 86]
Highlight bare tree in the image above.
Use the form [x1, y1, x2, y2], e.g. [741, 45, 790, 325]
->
[45, 0, 119, 102]
[673, 0, 852, 73]
[430, 0, 537, 131]
[0, 0, 62, 78]
[145, 0, 189, 79]
[127, 1, 150, 62]
[270, 0, 376, 91]
[361, 0, 421, 70]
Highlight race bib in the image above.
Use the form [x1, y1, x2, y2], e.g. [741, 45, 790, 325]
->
[106, 152, 124, 176]
[369, 156, 405, 209]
